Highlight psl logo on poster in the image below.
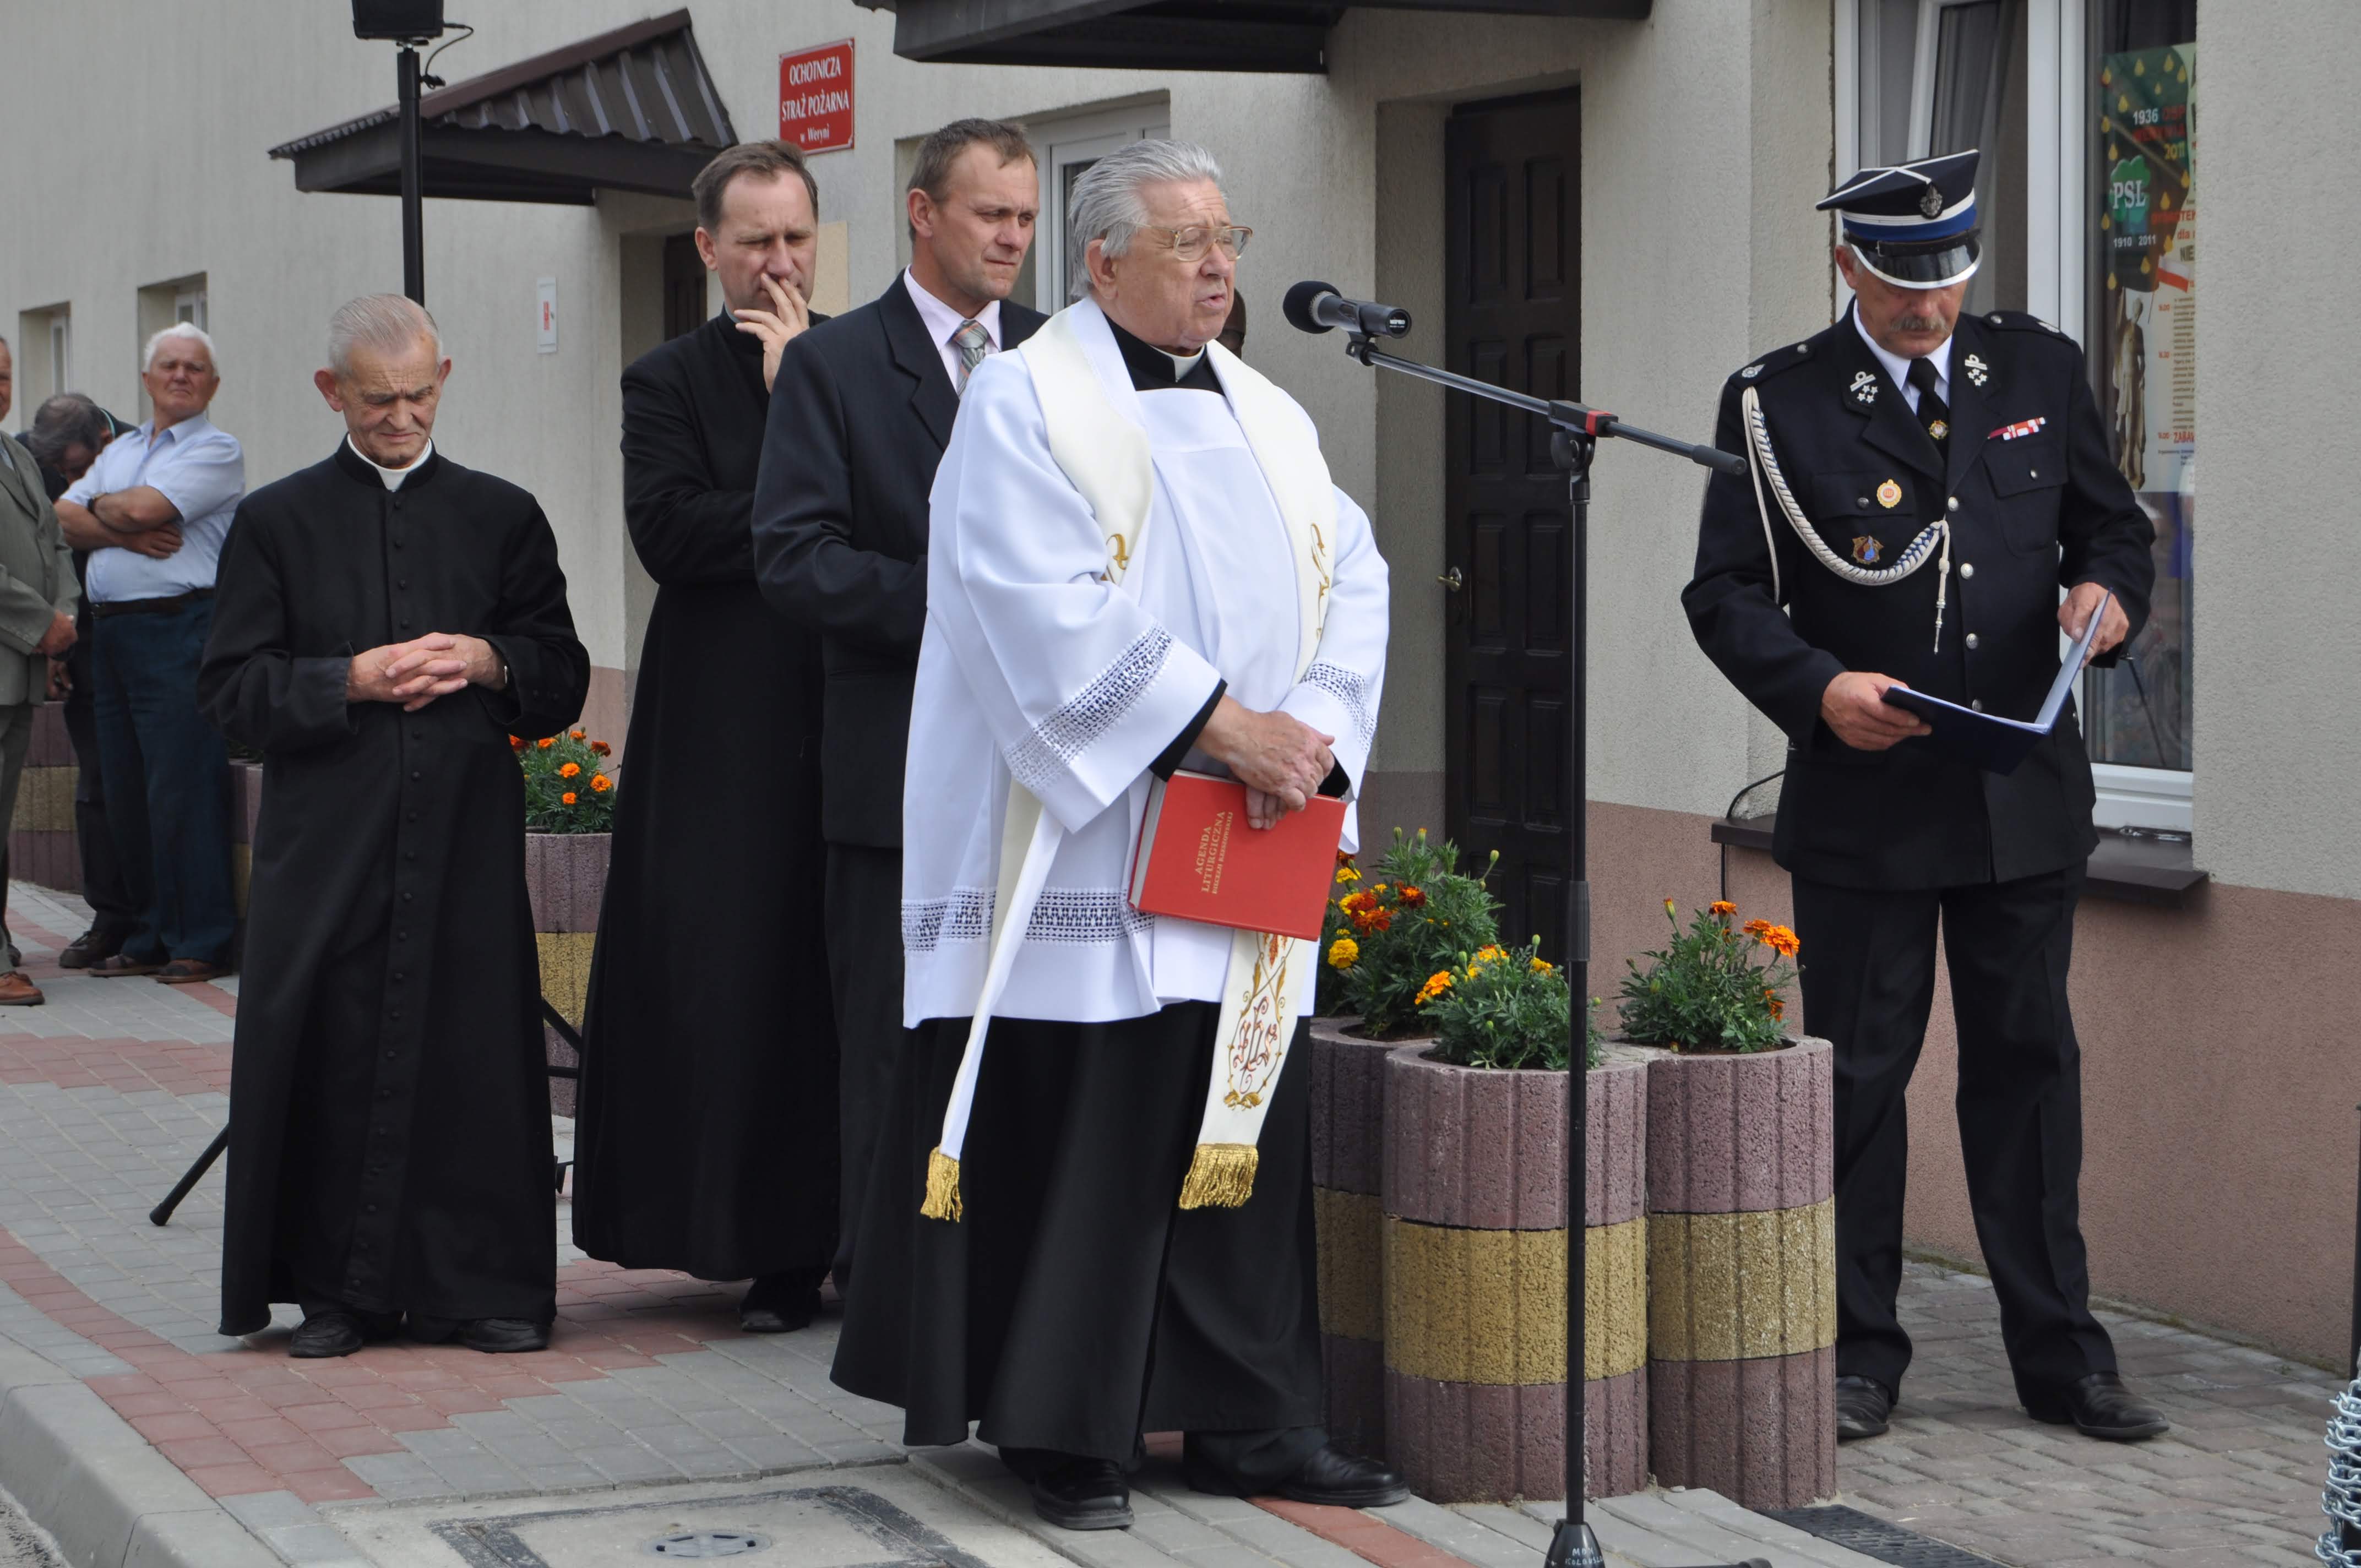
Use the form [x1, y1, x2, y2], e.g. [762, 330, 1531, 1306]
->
[779, 40, 855, 153]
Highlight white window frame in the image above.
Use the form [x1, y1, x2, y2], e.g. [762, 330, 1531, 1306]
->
[1837, 0, 2192, 834]
[174, 287, 207, 330]
[1026, 100, 1169, 314]
[47, 313, 70, 402]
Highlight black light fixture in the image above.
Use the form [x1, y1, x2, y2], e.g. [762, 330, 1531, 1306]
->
[351, 0, 448, 302]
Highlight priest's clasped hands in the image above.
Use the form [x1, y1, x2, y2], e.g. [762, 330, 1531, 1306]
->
[1199, 695, 1335, 830]
[345, 633, 509, 712]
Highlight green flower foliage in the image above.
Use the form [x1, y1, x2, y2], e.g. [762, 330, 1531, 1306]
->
[515, 728, 618, 834]
[1320, 829, 1501, 1038]
[1617, 900, 1797, 1054]
[1418, 939, 1602, 1071]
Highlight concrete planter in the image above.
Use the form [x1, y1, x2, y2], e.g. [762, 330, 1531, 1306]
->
[525, 831, 609, 1117]
[1644, 1036, 1836, 1508]
[1308, 1016, 1408, 1458]
[5, 703, 77, 896]
[1380, 1044, 1648, 1502]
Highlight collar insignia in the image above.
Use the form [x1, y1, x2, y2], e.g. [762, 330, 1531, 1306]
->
[1740, 362, 1764, 379]
[1850, 370, 1878, 405]
[1876, 479, 1902, 509]
[1990, 416, 2048, 441]
[1852, 535, 1884, 565]
[1963, 353, 1989, 388]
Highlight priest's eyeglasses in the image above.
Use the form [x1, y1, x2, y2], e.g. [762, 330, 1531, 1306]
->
[1143, 224, 1253, 263]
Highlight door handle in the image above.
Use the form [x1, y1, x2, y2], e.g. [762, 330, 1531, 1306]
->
[1438, 567, 1464, 592]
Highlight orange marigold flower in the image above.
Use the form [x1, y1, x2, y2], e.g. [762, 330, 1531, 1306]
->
[508, 734, 524, 750]
[1530, 956, 1555, 975]
[1766, 925, 1800, 958]
[1414, 970, 1455, 1006]
[590, 774, 612, 793]
[561, 791, 578, 805]
[1396, 885, 1427, 908]
[558, 761, 581, 778]
[1339, 891, 1372, 915]
[570, 728, 586, 740]
[1476, 944, 1508, 963]
[1367, 909, 1393, 933]
[1769, 996, 1786, 1022]
[1743, 918, 1772, 939]
[1710, 900, 1737, 916]
[536, 737, 554, 749]
[1335, 849, 1355, 865]
[590, 739, 612, 756]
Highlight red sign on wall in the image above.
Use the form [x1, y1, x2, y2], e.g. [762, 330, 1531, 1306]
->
[779, 40, 855, 154]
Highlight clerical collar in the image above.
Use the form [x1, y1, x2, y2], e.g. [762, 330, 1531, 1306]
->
[345, 435, 434, 490]
[1107, 317, 1223, 394]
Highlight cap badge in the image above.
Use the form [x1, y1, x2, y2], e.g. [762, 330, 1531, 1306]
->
[1963, 353, 1989, 388]
[1740, 362, 1764, 379]
[1850, 370, 1878, 406]
[1876, 479, 1902, 509]
[1919, 185, 1944, 217]
[1852, 535, 1884, 565]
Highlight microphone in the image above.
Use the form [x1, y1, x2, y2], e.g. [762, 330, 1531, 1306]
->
[1283, 280, 1412, 339]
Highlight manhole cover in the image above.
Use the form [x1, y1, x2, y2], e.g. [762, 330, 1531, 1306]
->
[1756, 1506, 2006, 1567]
[645, 1529, 773, 1559]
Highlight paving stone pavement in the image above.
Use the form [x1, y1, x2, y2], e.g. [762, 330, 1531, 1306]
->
[0, 878, 2341, 1568]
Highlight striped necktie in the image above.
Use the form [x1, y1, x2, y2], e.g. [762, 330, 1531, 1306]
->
[951, 319, 991, 395]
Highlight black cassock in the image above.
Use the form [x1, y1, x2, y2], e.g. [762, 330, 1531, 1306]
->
[569, 311, 837, 1283]
[202, 444, 590, 1336]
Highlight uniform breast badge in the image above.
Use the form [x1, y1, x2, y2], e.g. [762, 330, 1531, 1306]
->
[1875, 478, 1902, 509]
[1963, 353, 1989, 388]
[1927, 419, 1949, 441]
[1850, 371, 1878, 405]
[1740, 363, 1764, 379]
[1852, 535, 1883, 565]
[1989, 416, 2048, 441]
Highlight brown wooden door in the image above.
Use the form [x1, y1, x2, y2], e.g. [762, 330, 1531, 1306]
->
[1444, 90, 1580, 962]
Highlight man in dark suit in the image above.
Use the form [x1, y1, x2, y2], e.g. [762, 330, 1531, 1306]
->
[754, 118, 1046, 1286]
[1684, 152, 2165, 1445]
[573, 141, 841, 1334]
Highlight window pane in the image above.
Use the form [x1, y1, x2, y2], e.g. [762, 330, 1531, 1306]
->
[1927, 0, 2028, 315]
[2085, 1, 2196, 771]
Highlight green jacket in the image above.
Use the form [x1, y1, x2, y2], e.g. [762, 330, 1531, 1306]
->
[0, 433, 80, 706]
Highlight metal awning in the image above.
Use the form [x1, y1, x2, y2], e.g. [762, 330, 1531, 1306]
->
[875, 0, 1647, 73]
[269, 10, 736, 206]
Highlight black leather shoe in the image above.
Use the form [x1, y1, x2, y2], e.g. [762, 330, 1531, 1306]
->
[407, 1315, 550, 1353]
[740, 1274, 821, 1334]
[1835, 1375, 1893, 1440]
[59, 927, 132, 969]
[289, 1309, 398, 1358]
[2025, 1371, 2168, 1441]
[1279, 1446, 1410, 1508]
[1016, 1454, 1133, 1531]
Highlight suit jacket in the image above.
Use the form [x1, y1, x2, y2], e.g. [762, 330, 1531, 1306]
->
[0, 434, 78, 706]
[1683, 306, 2155, 890]
[753, 277, 1047, 847]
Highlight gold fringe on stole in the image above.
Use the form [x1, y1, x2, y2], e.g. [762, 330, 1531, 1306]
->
[920, 1147, 964, 1222]
[1177, 1143, 1259, 1210]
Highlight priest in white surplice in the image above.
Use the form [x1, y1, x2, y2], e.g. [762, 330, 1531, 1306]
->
[831, 141, 1403, 1531]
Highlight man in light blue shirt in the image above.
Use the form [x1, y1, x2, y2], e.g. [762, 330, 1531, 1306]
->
[53, 324, 244, 982]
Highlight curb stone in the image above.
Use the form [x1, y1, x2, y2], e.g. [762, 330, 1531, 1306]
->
[0, 1341, 279, 1568]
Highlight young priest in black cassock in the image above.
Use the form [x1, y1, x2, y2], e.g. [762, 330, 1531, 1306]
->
[201, 296, 590, 1357]
[570, 141, 840, 1333]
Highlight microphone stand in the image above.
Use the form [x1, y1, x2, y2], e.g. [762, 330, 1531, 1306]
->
[1335, 331, 1755, 1568]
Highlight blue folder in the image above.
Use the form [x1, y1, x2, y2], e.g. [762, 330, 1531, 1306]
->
[1879, 594, 2112, 776]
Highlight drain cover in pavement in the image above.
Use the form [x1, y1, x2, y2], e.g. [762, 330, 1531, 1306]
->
[647, 1529, 771, 1558]
[1755, 1506, 2006, 1568]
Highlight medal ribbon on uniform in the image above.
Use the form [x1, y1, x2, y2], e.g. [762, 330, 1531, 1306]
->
[1740, 386, 1952, 651]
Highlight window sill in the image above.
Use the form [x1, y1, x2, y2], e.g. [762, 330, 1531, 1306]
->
[1707, 819, 2209, 909]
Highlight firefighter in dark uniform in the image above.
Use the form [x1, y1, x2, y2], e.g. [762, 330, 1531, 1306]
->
[1684, 151, 2166, 1443]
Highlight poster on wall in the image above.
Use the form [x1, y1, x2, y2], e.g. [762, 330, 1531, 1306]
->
[2099, 43, 2194, 495]
[2090, 42, 2195, 774]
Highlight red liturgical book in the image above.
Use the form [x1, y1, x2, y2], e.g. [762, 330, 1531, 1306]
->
[1128, 770, 1348, 941]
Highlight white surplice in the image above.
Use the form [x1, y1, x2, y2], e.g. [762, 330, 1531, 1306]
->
[901, 299, 1390, 1028]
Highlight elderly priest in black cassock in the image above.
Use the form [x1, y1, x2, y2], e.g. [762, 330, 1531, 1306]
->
[833, 141, 1403, 1532]
[202, 295, 589, 1358]
[571, 140, 839, 1335]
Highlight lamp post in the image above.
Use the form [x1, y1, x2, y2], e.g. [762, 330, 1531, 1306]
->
[351, 1, 448, 304]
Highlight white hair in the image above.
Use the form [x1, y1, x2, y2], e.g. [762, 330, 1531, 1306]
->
[327, 293, 443, 378]
[143, 322, 218, 374]
[1066, 139, 1226, 302]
